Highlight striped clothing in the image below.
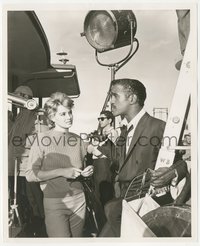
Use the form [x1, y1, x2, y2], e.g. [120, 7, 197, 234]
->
[26, 130, 87, 198]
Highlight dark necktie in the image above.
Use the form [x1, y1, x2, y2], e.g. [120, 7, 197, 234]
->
[114, 124, 134, 197]
[124, 125, 134, 157]
[116, 124, 134, 163]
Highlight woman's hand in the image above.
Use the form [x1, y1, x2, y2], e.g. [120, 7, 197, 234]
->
[81, 165, 94, 177]
[61, 167, 82, 179]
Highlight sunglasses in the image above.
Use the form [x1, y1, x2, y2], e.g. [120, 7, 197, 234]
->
[17, 92, 32, 99]
[98, 117, 107, 121]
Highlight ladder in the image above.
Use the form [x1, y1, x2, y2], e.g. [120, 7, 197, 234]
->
[155, 32, 193, 170]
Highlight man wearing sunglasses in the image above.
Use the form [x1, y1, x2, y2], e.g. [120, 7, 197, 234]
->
[87, 111, 118, 207]
[98, 111, 118, 142]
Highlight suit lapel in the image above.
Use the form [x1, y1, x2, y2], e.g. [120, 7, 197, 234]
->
[119, 113, 150, 173]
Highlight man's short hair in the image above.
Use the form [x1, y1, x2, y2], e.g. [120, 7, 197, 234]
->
[100, 110, 114, 124]
[111, 78, 147, 106]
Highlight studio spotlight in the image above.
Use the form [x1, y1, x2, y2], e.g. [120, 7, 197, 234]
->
[81, 10, 137, 52]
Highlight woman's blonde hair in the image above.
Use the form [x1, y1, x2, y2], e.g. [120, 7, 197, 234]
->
[44, 92, 74, 127]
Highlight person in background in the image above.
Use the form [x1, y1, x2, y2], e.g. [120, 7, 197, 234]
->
[87, 111, 118, 206]
[26, 92, 94, 237]
[151, 130, 190, 206]
[182, 132, 191, 163]
[8, 85, 48, 236]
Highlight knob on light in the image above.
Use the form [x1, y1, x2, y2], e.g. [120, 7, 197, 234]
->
[25, 99, 38, 110]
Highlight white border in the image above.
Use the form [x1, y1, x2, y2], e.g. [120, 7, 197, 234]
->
[1, 0, 199, 245]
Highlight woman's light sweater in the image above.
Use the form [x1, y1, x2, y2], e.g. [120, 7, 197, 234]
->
[26, 129, 86, 198]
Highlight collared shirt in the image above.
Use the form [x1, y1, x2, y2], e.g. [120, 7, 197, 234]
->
[125, 108, 146, 154]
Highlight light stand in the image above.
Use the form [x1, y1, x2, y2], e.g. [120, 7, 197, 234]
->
[9, 158, 22, 237]
[95, 35, 139, 112]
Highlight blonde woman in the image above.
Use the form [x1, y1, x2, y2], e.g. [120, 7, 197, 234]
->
[26, 92, 93, 237]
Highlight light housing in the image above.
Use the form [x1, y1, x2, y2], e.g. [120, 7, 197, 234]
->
[82, 10, 137, 52]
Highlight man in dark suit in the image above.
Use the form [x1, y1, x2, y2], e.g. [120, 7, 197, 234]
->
[98, 78, 187, 237]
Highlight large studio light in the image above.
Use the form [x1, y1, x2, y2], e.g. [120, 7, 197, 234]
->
[81, 10, 139, 116]
[81, 10, 137, 52]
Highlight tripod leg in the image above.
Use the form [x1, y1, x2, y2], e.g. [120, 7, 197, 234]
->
[13, 158, 22, 226]
[14, 207, 22, 227]
[92, 210, 99, 232]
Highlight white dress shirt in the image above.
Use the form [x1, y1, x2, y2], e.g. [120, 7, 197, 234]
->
[125, 108, 146, 154]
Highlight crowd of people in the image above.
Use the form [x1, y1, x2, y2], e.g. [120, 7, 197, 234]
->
[8, 79, 191, 238]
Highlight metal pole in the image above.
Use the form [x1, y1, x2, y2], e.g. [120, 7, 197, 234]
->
[97, 66, 116, 130]
[101, 66, 115, 112]
[13, 158, 22, 227]
[111, 65, 116, 81]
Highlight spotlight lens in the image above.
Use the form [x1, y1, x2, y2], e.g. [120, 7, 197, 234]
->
[83, 10, 137, 52]
[86, 12, 116, 51]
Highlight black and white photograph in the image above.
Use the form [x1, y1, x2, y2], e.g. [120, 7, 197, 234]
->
[1, 0, 198, 243]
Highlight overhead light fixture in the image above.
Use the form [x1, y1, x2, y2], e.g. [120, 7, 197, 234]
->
[81, 10, 137, 52]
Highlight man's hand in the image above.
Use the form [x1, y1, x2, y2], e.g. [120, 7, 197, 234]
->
[91, 138, 100, 146]
[81, 165, 94, 177]
[87, 143, 103, 157]
[87, 144, 95, 154]
[151, 167, 176, 188]
[61, 167, 82, 179]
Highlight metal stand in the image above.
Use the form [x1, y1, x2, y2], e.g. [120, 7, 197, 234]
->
[95, 20, 139, 112]
[9, 158, 22, 235]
